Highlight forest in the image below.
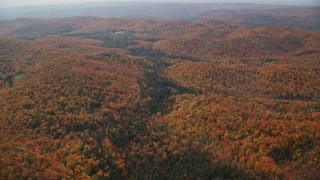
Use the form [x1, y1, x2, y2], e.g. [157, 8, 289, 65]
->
[0, 13, 320, 179]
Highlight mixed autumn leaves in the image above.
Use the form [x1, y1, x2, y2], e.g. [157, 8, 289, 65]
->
[0, 17, 320, 179]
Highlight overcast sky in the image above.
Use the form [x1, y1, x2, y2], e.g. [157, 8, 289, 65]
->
[1, 0, 319, 8]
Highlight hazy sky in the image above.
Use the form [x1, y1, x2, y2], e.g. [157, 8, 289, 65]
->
[1, 0, 319, 8]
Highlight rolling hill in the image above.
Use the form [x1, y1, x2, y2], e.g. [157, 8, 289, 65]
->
[0, 14, 319, 179]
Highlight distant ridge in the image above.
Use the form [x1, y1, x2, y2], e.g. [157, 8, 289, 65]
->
[1, 2, 319, 30]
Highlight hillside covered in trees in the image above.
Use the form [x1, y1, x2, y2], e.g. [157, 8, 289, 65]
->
[0, 14, 320, 179]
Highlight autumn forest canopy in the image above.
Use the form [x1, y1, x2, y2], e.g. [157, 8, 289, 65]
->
[0, 1, 320, 179]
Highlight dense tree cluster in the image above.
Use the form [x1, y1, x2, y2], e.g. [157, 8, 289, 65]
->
[155, 26, 320, 60]
[145, 94, 320, 178]
[166, 62, 320, 101]
[0, 37, 146, 178]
